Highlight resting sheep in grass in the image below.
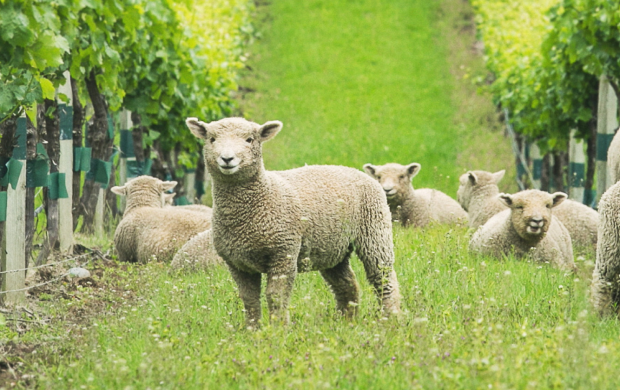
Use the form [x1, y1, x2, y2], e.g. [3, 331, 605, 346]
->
[469, 190, 576, 271]
[457, 169, 507, 229]
[459, 169, 598, 251]
[363, 162, 467, 228]
[112, 176, 212, 263]
[591, 182, 620, 316]
[608, 129, 620, 185]
[171, 229, 224, 271]
[162, 192, 213, 216]
[186, 117, 401, 327]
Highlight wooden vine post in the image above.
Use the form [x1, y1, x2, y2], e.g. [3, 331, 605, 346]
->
[530, 143, 542, 190]
[2, 112, 27, 305]
[119, 109, 133, 212]
[185, 169, 196, 203]
[596, 75, 619, 204]
[568, 130, 586, 203]
[57, 72, 74, 252]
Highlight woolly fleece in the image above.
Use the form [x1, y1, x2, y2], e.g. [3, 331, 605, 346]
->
[186, 117, 401, 327]
[469, 190, 575, 271]
[363, 162, 467, 228]
[112, 176, 212, 263]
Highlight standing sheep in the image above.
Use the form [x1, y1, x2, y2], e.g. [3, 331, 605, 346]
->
[363, 162, 467, 228]
[457, 170, 506, 229]
[458, 169, 598, 250]
[469, 190, 576, 271]
[608, 129, 620, 184]
[591, 182, 620, 316]
[186, 117, 401, 327]
[112, 176, 212, 263]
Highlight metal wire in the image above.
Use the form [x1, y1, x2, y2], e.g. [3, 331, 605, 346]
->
[0, 252, 91, 275]
[0, 256, 93, 295]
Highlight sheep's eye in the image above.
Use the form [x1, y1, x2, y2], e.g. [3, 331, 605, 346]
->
[376, 175, 382, 180]
[399, 175, 405, 180]
[546, 204, 551, 208]
[516, 206, 524, 210]
[210, 137, 216, 143]
[246, 137, 253, 143]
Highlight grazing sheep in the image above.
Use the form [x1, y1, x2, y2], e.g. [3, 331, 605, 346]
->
[608, 129, 620, 184]
[458, 169, 598, 250]
[457, 170, 506, 229]
[591, 182, 620, 315]
[171, 229, 224, 271]
[469, 190, 576, 271]
[186, 117, 401, 327]
[112, 176, 212, 263]
[162, 192, 213, 215]
[363, 162, 467, 228]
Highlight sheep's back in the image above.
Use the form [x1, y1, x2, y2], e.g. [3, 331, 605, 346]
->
[424, 189, 468, 224]
[552, 200, 598, 249]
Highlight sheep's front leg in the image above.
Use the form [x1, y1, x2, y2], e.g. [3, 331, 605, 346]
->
[228, 265, 262, 329]
[265, 253, 298, 325]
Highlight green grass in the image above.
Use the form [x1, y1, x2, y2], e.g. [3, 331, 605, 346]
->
[240, 0, 504, 195]
[25, 225, 620, 389]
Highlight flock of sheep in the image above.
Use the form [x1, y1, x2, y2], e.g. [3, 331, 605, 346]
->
[110, 117, 620, 327]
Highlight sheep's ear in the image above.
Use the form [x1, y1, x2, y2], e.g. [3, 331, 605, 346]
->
[363, 164, 377, 177]
[111, 185, 126, 196]
[492, 170, 505, 184]
[405, 163, 421, 179]
[467, 171, 478, 185]
[550, 192, 567, 208]
[186, 118, 209, 140]
[258, 121, 283, 142]
[161, 181, 178, 192]
[498, 193, 513, 207]
[165, 193, 175, 200]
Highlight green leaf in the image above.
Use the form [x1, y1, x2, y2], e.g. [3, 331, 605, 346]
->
[39, 78, 55, 100]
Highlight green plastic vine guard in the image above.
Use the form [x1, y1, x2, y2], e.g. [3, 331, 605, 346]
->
[49, 172, 69, 199]
[0, 192, 6, 222]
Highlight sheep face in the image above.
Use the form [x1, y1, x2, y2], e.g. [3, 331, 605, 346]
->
[363, 163, 420, 204]
[186, 117, 282, 180]
[457, 170, 505, 211]
[499, 190, 566, 241]
[111, 175, 177, 208]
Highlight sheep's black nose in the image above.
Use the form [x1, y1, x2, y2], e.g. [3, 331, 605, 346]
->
[222, 156, 234, 164]
[531, 217, 543, 224]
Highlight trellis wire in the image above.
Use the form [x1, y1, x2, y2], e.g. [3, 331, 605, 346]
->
[0, 252, 90, 275]
[0, 254, 93, 295]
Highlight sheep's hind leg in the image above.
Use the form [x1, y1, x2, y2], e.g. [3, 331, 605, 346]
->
[265, 253, 299, 325]
[320, 255, 360, 318]
[228, 265, 262, 329]
[356, 224, 401, 316]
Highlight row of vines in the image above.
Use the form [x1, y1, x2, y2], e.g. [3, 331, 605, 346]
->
[472, 0, 620, 201]
[0, 0, 254, 280]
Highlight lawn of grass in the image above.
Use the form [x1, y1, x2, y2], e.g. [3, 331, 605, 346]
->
[8, 0, 619, 389]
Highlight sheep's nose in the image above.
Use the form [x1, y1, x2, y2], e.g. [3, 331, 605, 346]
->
[530, 217, 543, 225]
[221, 156, 234, 164]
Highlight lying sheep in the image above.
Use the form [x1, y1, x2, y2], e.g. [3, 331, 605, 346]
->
[162, 192, 213, 215]
[457, 170, 507, 229]
[171, 229, 224, 271]
[591, 181, 620, 316]
[469, 190, 576, 271]
[608, 129, 620, 184]
[459, 169, 598, 250]
[112, 176, 212, 263]
[186, 117, 401, 327]
[363, 162, 467, 228]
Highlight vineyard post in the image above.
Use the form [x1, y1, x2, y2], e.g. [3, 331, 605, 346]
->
[596, 75, 619, 203]
[57, 72, 74, 252]
[3, 112, 28, 305]
[119, 109, 133, 212]
[568, 130, 585, 203]
[94, 187, 105, 237]
[530, 143, 542, 190]
[185, 169, 196, 203]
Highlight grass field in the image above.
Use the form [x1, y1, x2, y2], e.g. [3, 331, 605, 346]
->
[8, 0, 620, 389]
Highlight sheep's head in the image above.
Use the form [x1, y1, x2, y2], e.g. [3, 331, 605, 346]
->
[363, 162, 420, 205]
[498, 190, 566, 242]
[111, 176, 177, 210]
[186, 117, 282, 181]
[457, 169, 505, 211]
